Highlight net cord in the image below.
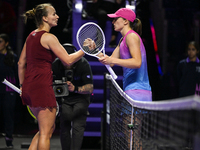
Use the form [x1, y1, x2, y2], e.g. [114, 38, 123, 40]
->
[105, 74, 200, 111]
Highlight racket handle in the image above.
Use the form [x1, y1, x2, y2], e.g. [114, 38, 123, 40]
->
[105, 65, 118, 80]
[2, 79, 22, 94]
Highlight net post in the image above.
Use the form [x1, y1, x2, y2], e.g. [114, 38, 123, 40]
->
[101, 73, 109, 150]
[129, 106, 134, 150]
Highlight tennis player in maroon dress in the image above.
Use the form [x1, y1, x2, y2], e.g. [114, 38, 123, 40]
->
[18, 3, 94, 150]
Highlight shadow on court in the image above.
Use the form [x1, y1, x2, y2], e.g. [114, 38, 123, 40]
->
[0, 133, 101, 150]
[0, 134, 61, 150]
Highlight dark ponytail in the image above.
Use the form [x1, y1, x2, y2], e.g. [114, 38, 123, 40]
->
[0, 34, 15, 67]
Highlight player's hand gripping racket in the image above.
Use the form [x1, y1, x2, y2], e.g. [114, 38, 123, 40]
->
[76, 22, 118, 80]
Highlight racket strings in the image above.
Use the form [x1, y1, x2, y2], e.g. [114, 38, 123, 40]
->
[78, 24, 104, 55]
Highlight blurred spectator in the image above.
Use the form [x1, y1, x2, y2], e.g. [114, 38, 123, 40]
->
[177, 41, 200, 97]
[0, 33, 19, 148]
[0, 0, 17, 51]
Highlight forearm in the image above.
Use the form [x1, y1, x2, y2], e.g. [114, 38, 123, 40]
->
[18, 68, 25, 85]
[18, 62, 26, 85]
[61, 50, 85, 66]
[70, 50, 85, 65]
[110, 57, 141, 69]
[76, 84, 93, 94]
[18, 43, 27, 85]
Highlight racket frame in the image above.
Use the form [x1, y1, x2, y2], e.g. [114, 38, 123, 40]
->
[76, 22, 118, 79]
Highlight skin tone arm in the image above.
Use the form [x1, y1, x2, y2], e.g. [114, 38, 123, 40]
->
[67, 81, 93, 94]
[42, 33, 86, 66]
[99, 32, 142, 69]
[17, 36, 84, 86]
[18, 34, 94, 85]
[18, 43, 27, 86]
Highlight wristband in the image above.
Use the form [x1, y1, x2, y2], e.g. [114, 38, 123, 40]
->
[19, 84, 22, 87]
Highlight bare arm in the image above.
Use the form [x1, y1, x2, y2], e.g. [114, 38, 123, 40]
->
[99, 33, 142, 69]
[18, 43, 27, 86]
[41, 33, 85, 66]
[109, 45, 120, 67]
[97, 43, 120, 67]
[77, 84, 93, 94]
[67, 81, 93, 94]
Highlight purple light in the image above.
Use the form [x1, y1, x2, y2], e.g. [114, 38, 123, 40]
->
[150, 18, 163, 76]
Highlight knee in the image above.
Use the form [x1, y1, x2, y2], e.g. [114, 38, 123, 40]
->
[40, 123, 55, 139]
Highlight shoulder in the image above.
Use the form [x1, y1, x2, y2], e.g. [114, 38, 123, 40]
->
[81, 57, 89, 63]
[125, 32, 140, 48]
[77, 57, 90, 66]
[41, 32, 59, 49]
[126, 32, 140, 42]
[42, 32, 58, 41]
[76, 57, 91, 70]
[177, 59, 187, 69]
[179, 59, 187, 64]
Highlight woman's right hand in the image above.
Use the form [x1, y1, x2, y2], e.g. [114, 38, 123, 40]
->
[20, 87, 22, 97]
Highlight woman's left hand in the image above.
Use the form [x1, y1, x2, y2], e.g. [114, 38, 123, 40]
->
[99, 55, 111, 65]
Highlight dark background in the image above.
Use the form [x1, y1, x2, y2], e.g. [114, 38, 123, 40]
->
[1, 0, 200, 148]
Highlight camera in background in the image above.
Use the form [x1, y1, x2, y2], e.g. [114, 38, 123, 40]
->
[53, 77, 69, 97]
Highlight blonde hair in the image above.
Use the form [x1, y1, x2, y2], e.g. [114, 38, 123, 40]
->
[22, 3, 52, 27]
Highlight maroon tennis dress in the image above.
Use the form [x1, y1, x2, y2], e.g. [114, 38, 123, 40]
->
[21, 30, 57, 108]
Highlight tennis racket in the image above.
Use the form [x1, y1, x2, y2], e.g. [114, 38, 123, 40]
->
[2, 79, 59, 120]
[76, 22, 118, 80]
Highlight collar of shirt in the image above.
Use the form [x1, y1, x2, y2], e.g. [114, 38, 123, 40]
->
[186, 57, 200, 63]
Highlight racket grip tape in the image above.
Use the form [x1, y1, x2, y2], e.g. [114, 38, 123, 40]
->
[105, 65, 118, 80]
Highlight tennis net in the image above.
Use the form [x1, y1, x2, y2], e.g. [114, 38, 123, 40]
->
[101, 74, 200, 150]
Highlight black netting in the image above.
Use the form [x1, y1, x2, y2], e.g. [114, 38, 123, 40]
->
[103, 74, 200, 150]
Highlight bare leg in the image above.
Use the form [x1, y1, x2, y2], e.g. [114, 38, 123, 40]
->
[28, 132, 39, 150]
[28, 107, 56, 150]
